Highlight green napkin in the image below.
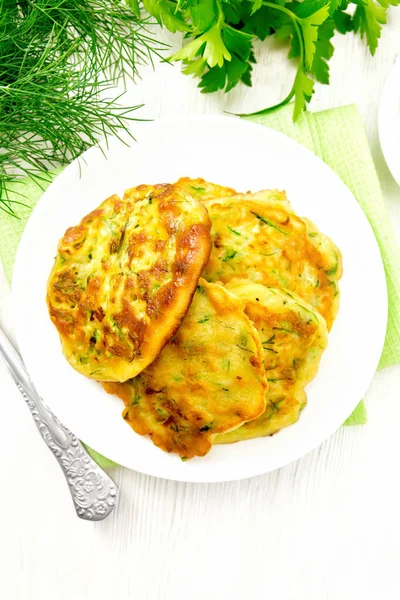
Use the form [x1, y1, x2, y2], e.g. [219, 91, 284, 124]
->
[1, 103, 399, 468]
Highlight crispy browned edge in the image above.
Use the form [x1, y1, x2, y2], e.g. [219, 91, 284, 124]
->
[47, 188, 213, 381]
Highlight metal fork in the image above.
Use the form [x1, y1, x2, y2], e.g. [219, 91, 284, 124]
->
[0, 326, 119, 521]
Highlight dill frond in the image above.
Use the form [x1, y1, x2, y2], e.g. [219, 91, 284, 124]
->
[0, 0, 165, 216]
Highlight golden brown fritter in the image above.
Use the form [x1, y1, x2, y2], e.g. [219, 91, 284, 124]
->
[215, 281, 328, 444]
[202, 190, 342, 330]
[122, 182, 170, 203]
[123, 177, 237, 205]
[174, 177, 237, 201]
[47, 185, 212, 382]
[102, 280, 268, 458]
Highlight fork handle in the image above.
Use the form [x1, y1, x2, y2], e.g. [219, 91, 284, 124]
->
[0, 327, 118, 521]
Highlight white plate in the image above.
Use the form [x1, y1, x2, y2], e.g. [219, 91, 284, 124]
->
[13, 115, 387, 483]
[379, 56, 400, 187]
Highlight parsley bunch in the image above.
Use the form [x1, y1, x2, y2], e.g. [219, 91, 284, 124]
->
[140, 0, 399, 119]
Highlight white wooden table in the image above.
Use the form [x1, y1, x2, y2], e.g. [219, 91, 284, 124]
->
[1, 15, 400, 600]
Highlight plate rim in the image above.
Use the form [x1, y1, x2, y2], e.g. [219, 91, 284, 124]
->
[12, 114, 388, 483]
[378, 56, 400, 187]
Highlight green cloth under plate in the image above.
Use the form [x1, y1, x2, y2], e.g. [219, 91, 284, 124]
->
[1, 103, 399, 468]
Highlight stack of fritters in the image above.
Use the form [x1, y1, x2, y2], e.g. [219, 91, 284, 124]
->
[47, 177, 342, 459]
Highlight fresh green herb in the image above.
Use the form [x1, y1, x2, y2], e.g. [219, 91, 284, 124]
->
[251, 212, 288, 235]
[326, 255, 339, 276]
[90, 368, 103, 376]
[269, 398, 285, 413]
[0, 0, 163, 216]
[328, 279, 339, 296]
[326, 264, 338, 276]
[227, 226, 241, 236]
[236, 344, 254, 354]
[263, 334, 275, 345]
[139, 0, 398, 120]
[273, 326, 293, 333]
[271, 269, 289, 287]
[221, 323, 236, 331]
[295, 302, 318, 322]
[111, 319, 126, 337]
[198, 315, 212, 323]
[222, 250, 238, 261]
[131, 393, 141, 405]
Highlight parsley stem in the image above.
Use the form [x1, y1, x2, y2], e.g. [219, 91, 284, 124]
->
[262, 2, 300, 23]
[233, 2, 305, 118]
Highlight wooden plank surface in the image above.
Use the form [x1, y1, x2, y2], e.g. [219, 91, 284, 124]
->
[1, 13, 400, 600]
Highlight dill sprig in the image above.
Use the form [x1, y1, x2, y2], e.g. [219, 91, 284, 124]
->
[0, 0, 165, 216]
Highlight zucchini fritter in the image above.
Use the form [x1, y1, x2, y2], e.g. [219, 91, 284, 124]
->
[175, 177, 237, 201]
[47, 185, 212, 382]
[123, 177, 237, 205]
[202, 190, 342, 330]
[102, 280, 268, 458]
[215, 281, 328, 444]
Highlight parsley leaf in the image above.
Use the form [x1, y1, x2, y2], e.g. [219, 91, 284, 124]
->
[224, 25, 253, 62]
[182, 56, 207, 77]
[333, 9, 354, 33]
[311, 19, 335, 84]
[244, 6, 278, 40]
[197, 25, 252, 93]
[171, 21, 231, 67]
[142, 0, 191, 33]
[275, 23, 300, 59]
[240, 50, 256, 87]
[353, 0, 388, 55]
[226, 55, 250, 91]
[190, 0, 219, 33]
[299, 6, 330, 69]
[293, 68, 315, 120]
[250, 0, 264, 14]
[293, 0, 331, 18]
[199, 64, 227, 92]
[221, 0, 244, 24]
[328, 0, 348, 12]
[126, 0, 140, 18]
[141, 0, 400, 121]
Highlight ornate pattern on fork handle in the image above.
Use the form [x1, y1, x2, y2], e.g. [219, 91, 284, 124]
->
[0, 326, 118, 520]
[17, 382, 118, 521]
